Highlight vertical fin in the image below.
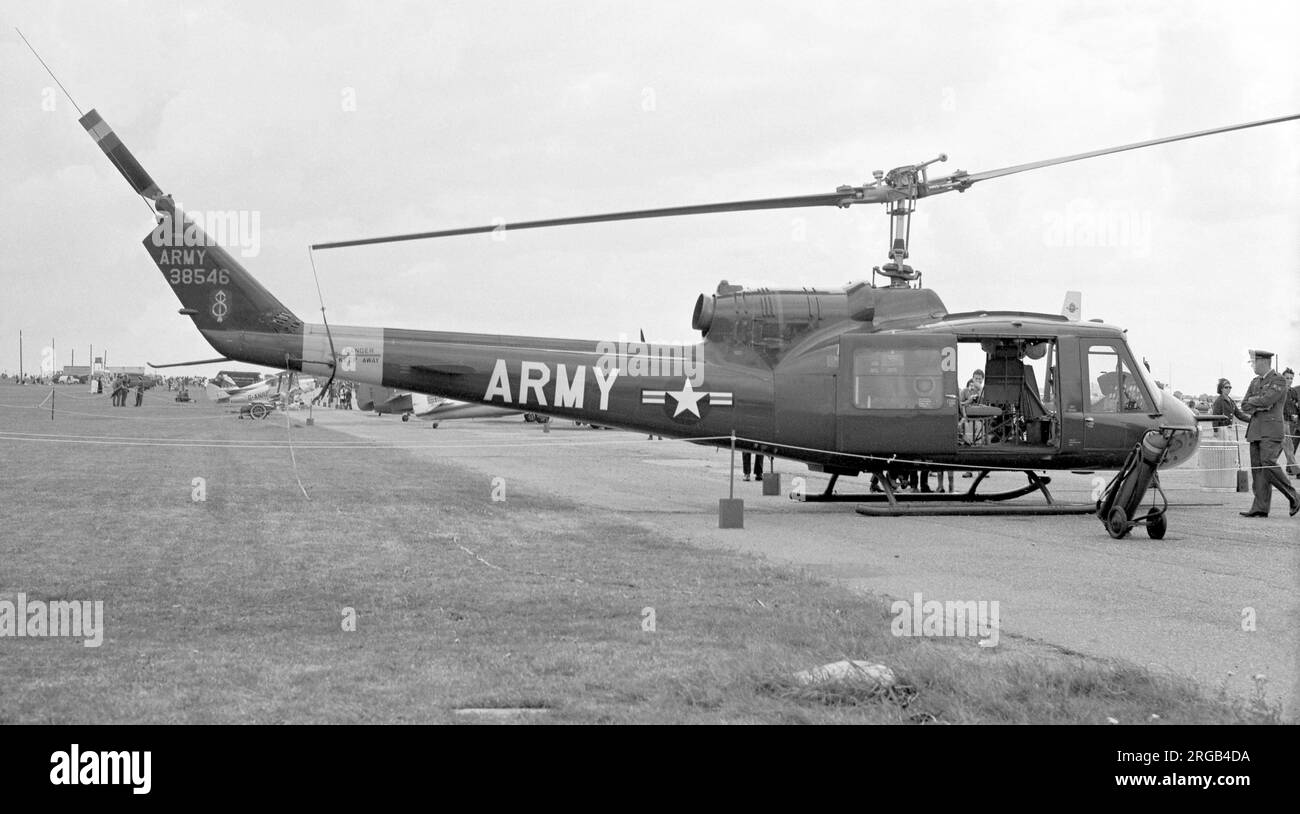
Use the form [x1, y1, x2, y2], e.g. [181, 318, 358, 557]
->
[1060, 290, 1082, 321]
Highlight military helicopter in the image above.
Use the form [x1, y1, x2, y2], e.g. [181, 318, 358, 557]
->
[74, 106, 1299, 507]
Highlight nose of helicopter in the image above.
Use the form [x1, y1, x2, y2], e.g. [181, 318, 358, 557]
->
[1157, 392, 1200, 469]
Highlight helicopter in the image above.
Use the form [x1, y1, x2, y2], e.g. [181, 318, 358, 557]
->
[73, 105, 1299, 506]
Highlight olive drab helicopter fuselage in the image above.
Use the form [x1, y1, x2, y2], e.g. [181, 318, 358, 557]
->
[71, 105, 1300, 497]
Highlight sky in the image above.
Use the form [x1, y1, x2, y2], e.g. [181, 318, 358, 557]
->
[1, 0, 1297, 396]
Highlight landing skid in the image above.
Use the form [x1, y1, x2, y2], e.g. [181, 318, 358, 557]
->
[855, 503, 1095, 517]
[801, 470, 1095, 516]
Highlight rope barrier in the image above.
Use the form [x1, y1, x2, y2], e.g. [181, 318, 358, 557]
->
[284, 398, 311, 500]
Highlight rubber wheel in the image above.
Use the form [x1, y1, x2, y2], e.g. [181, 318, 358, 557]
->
[401, 413, 410, 422]
[250, 403, 269, 420]
[1106, 507, 1130, 539]
[1146, 512, 1167, 540]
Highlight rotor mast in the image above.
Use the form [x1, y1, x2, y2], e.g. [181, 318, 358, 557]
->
[863, 153, 948, 288]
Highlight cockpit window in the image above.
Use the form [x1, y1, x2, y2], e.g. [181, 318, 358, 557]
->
[852, 348, 946, 410]
[1086, 344, 1153, 413]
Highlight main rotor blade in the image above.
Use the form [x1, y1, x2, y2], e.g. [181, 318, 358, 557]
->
[936, 113, 1300, 189]
[311, 189, 899, 250]
[314, 113, 1300, 251]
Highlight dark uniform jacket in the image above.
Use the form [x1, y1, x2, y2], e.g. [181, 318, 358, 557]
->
[1240, 370, 1288, 442]
[1211, 394, 1248, 425]
[1284, 386, 1300, 423]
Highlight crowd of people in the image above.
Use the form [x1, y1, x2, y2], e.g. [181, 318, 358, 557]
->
[105, 378, 145, 407]
[321, 382, 353, 409]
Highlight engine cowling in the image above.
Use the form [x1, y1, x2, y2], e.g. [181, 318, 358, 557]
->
[692, 287, 847, 345]
[691, 281, 949, 362]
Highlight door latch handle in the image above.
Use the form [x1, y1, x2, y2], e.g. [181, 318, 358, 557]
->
[1084, 417, 1095, 428]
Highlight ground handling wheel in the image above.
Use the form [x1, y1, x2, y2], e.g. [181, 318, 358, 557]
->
[1146, 511, 1167, 540]
[249, 402, 271, 420]
[1097, 429, 1176, 540]
[1106, 507, 1130, 539]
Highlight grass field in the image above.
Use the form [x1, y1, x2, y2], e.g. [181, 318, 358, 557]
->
[0, 382, 1278, 723]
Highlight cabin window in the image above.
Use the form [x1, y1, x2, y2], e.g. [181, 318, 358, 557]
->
[1086, 344, 1152, 412]
[852, 348, 945, 410]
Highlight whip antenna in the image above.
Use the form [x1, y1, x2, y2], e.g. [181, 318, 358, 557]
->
[308, 248, 339, 404]
[15, 28, 84, 117]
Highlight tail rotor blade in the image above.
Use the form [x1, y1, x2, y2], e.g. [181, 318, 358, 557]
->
[79, 110, 165, 201]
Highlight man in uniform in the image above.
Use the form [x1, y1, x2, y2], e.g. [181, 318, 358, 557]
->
[1238, 350, 1299, 518]
[1282, 367, 1299, 477]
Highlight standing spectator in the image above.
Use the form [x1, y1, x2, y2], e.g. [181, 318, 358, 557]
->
[1211, 378, 1248, 439]
[134, 383, 144, 407]
[1282, 368, 1299, 477]
[1237, 350, 1298, 518]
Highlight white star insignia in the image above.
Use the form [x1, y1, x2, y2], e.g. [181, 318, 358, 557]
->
[668, 379, 707, 418]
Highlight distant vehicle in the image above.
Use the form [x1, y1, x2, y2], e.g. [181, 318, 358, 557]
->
[206, 371, 317, 406]
[352, 384, 545, 426]
[418, 399, 545, 428]
[206, 374, 277, 404]
[238, 400, 276, 419]
[353, 383, 428, 420]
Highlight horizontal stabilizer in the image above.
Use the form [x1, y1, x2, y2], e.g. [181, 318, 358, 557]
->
[148, 357, 230, 369]
[412, 363, 475, 376]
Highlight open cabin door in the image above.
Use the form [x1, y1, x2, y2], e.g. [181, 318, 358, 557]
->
[836, 333, 959, 457]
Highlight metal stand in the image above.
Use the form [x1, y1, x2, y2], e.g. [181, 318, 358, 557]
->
[719, 430, 743, 527]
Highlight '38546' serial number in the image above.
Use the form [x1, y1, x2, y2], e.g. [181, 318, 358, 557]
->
[169, 268, 230, 285]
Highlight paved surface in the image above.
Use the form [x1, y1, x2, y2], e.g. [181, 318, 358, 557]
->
[305, 409, 1299, 717]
